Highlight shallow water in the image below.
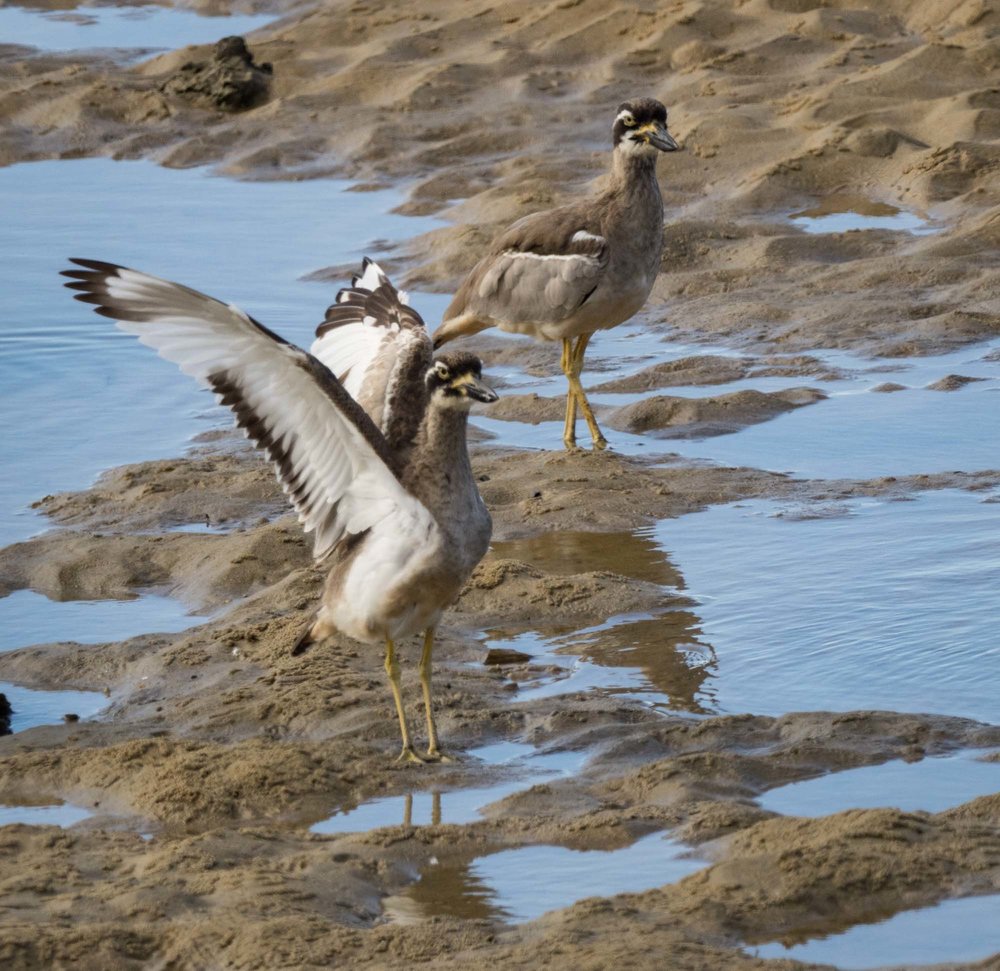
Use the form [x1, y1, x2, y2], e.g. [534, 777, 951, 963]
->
[790, 194, 937, 235]
[657, 490, 1000, 723]
[761, 750, 1000, 817]
[753, 894, 1000, 968]
[0, 588, 201, 652]
[480, 489, 1000, 726]
[0, 3, 274, 54]
[485, 611, 715, 715]
[0, 158, 439, 546]
[482, 328, 1000, 479]
[385, 830, 703, 924]
[0, 54, 996, 949]
[0, 801, 92, 828]
[311, 742, 587, 835]
[1, 680, 107, 733]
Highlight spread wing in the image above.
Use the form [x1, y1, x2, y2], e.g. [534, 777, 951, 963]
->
[443, 208, 610, 330]
[61, 259, 436, 563]
[312, 259, 432, 454]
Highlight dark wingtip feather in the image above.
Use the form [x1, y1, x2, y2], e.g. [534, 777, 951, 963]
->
[67, 258, 123, 274]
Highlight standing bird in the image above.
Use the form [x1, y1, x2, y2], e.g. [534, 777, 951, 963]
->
[433, 97, 679, 450]
[62, 258, 498, 763]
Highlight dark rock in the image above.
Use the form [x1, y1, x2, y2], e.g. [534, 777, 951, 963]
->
[483, 648, 533, 666]
[161, 36, 272, 112]
[0, 692, 11, 735]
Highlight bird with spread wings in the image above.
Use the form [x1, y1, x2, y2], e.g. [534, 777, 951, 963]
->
[63, 258, 498, 763]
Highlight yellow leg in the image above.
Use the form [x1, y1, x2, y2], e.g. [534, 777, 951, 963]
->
[419, 628, 452, 762]
[567, 334, 607, 450]
[561, 338, 580, 449]
[385, 636, 423, 763]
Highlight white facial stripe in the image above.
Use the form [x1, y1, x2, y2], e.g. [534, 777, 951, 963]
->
[571, 230, 604, 244]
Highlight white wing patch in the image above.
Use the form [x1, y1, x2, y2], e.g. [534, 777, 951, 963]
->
[313, 322, 392, 401]
[63, 260, 436, 563]
[310, 259, 431, 440]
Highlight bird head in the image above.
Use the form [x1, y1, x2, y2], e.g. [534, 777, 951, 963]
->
[426, 352, 499, 409]
[613, 98, 679, 155]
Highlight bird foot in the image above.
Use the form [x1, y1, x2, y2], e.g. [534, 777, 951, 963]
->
[562, 438, 582, 452]
[396, 746, 428, 764]
[424, 749, 457, 764]
[590, 436, 608, 451]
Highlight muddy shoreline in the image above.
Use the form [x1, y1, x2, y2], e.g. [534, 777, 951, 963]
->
[3, 0, 1000, 968]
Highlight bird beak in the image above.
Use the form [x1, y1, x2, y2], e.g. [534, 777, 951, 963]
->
[457, 374, 499, 403]
[640, 121, 679, 152]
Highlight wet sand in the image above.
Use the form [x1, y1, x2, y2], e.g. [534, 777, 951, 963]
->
[2, 0, 1000, 968]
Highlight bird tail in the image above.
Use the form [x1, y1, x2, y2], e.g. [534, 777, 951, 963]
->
[291, 611, 337, 656]
[291, 620, 317, 657]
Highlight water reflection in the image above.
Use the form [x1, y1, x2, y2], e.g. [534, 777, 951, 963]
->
[311, 744, 587, 835]
[386, 859, 501, 924]
[570, 613, 716, 714]
[760, 750, 1000, 818]
[387, 831, 703, 925]
[493, 528, 684, 587]
[483, 611, 715, 714]
[657, 490, 1000, 723]
[790, 194, 936, 235]
[0, 588, 200, 652]
[488, 526, 716, 711]
[753, 894, 1000, 968]
[0, 681, 106, 733]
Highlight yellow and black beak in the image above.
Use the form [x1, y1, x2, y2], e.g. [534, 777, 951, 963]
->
[453, 372, 499, 403]
[637, 120, 679, 152]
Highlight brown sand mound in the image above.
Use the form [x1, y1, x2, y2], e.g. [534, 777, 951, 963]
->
[608, 387, 825, 436]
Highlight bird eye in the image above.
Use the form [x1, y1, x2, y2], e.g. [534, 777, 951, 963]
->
[434, 363, 450, 380]
[623, 114, 636, 127]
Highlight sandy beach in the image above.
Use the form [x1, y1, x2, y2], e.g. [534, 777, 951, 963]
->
[2, 0, 1000, 967]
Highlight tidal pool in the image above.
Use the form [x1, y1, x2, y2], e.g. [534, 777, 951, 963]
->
[1, 681, 106, 733]
[0, 588, 202, 652]
[753, 894, 1000, 968]
[311, 742, 587, 835]
[0, 801, 93, 828]
[0, 3, 275, 54]
[385, 830, 703, 924]
[481, 326, 1000, 479]
[760, 749, 1000, 817]
[790, 194, 937, 235]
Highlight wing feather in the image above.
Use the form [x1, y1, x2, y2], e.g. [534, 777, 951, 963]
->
[443, 208, 609, 331]
[311, 258, 432, 453]
[61, 259, 436, 562]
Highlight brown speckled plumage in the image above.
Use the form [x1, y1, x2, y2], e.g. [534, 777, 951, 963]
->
[62, 257, 498, 762]
[433, 98, 679, 449]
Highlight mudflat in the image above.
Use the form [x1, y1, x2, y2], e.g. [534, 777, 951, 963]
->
[2, 1, 1000, 968]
